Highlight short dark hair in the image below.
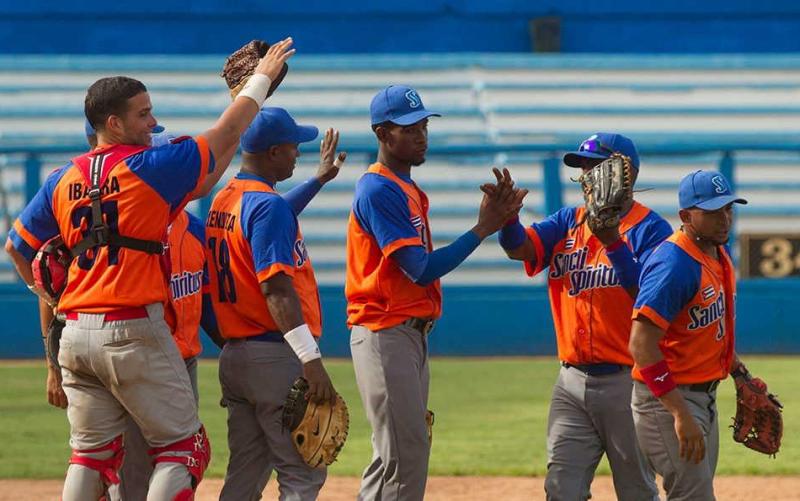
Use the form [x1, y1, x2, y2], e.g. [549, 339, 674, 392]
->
[371, 120, 396, 133]
[84, 76, 148, 132]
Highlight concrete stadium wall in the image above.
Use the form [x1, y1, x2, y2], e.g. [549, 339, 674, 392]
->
[1, 280, 797, 359]
[2, 1, 800, 54]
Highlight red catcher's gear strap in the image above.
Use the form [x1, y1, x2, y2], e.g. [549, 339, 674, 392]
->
[68, 435, 124, 486]
[149, 426, 210, 488]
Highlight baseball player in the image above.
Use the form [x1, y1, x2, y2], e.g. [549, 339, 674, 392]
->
[118, 206, 225, 500]
[6, 38, 295, 500]
[206, 106, 345, 500]
[498, 133, 670, 500]
[629, 170, 752, 500]
[41, 120, 224, 410]
[346, 85, 524, 501]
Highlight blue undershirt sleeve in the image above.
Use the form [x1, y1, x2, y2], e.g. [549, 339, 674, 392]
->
[282, 178, 323, 215]
[391, 230, 482, 286]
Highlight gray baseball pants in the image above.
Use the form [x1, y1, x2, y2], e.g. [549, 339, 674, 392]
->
[58, 303, 200, 501]
[545, 364, 659, 501]
[632, 380, 719, 501]
[350, 323, 431, 501]
[218, 337, 326, 501]
[116, 356, 199, 501]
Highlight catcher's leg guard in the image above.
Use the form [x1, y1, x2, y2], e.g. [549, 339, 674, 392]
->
[148, 425, 210, 493]
[63, 435, 124, 501]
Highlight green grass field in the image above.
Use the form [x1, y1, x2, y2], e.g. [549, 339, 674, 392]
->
[0, 357, 797, 479]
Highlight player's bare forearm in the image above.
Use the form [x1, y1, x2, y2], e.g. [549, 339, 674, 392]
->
[631, 317, 705, 462]
[629, 317, 668, 367]
[38, 298, 54, 338]
[261, 273, 306, 333]
[200, 99, 261, 194]
[262, 273, 334, 403]
[5, 238, 34, 285]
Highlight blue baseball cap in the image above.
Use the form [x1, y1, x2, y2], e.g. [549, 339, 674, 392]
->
[370, 85, 441, 126]
[563, 132, 640, 170]
[679, 170, 747, 210]
[84, 118, 164, 136]
[241, 107, 318, 154]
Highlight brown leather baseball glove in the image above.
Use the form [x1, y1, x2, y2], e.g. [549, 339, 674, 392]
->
[732, 376, 783, 456]
[577, 153, 634, 232]
[281, 377, 349, 468]
[221, 40, 288, 99]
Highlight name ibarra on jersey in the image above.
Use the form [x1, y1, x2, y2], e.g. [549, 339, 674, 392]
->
[206, 210, 237, 231]
[170, 270, 203, 300]
[68, 176, 120, 201]
[688, 293, 725, 330]
[550, 247, 621, 296]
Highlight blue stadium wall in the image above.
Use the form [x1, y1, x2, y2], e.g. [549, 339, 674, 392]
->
[2, 1, 800, 54]
[1, 280, 797, 358]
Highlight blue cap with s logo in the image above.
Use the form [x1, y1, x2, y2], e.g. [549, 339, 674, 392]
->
[370, 85, 441, 126]
[678, 170, 748, 210]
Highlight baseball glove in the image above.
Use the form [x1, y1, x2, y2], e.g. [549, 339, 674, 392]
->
[732, 377, 783, 456]
[44, 316, 65, 370]
[221, 39, 288, 99]
[281, 377, 349, 468]
[577, 153, 634, 231]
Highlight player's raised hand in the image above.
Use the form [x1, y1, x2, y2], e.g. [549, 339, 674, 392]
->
[474, 174, 528, 240]
[317, 128, 347, 184]
[255, 37, 296, 81]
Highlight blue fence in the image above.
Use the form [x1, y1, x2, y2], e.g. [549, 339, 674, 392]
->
[2, 1, 800, 54]
[1, 281, 798, 359]
[1, 135, 799, 357]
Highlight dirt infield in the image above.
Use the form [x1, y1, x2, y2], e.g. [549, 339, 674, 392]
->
[2, 476, 800, 500]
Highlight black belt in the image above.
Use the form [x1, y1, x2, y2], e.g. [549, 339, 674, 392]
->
[685, 380, 720, 393]
[242, 331, 285, 343]
[403, 317, 435, 336]
[562, 361, 629, 376]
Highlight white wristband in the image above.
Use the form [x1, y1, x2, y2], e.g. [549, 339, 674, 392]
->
[236, 74, 272, 106]
[285, 324, 321, 363]
[236, 73, 272, 108]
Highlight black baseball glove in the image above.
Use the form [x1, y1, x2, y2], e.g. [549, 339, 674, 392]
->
[44, 317, 65, 370]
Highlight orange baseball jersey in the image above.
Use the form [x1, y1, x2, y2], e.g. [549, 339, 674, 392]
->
[523, 202, 672, 365]
[163, 211, 208, 359]
[9, 139, 212, 312]
[205, 172, 322, 338]
[632, 230, 737, 384]
[345, 163, 442, 331]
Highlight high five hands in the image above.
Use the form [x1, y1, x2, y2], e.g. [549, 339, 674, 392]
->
[473, 168, 528, 239]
